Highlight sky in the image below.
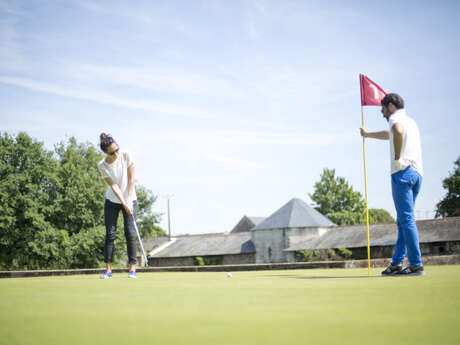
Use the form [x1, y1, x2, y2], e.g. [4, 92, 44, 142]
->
[1, 0, 459, 235]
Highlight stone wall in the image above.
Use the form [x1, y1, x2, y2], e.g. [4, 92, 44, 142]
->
[287, 227, 330, 247]
[149, 256, 195, 267]
[222, 253, 255, 265]
[421, 241, 460, 256]
[149, 253, 255, 267]
[285, 251, 296, 263]
[253, 227, 334, 264]
[293, 241, 460, 262]
[252, 228, 288, 263]
[3, 255, 459, 278]
[360, 241, 460, 260]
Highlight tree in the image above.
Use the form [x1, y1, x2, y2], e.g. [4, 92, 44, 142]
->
[309, 168, 394, 226]
[368, 208, 394, 223]
[328, 208, 394, 225]
[309, 168, 365, 216]
[68, 226, 106, 268]
[0, 132, 165, 270]
[436, 157, 460, 217]
[136, 185, 165, 239]
[27, 228, 72, 269]
[326, 211, 363, 226]
[0, 132, 58, 269]
[51, 137, 107, 235]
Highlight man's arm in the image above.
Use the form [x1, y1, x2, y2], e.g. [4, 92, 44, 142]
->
[360, 128, 390, 140]
[391, 123, 404, 160]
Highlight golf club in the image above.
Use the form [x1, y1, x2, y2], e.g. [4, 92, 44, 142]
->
[132, 215, 148, 267]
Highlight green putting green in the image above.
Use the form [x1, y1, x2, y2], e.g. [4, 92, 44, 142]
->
[1, 266, 459, 345]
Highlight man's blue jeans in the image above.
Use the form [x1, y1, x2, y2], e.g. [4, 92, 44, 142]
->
[391, 166, 423, 267]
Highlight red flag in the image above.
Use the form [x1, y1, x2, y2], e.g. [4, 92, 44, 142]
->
[360, 74, 386, 106]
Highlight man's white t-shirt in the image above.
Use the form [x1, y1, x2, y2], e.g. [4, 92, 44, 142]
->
[388, 109, 423, 177]
[97, 150, 137, 204]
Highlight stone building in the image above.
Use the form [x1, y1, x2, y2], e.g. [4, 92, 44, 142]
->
[148, 232, 255, 266]
[285, 216, 460, 261]
[145, 197, 460, 267]
[231, 216, 265, 233]
[251, 198, 336, 263]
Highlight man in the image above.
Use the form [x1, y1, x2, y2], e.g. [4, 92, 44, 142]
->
[360, 93, 425, 276]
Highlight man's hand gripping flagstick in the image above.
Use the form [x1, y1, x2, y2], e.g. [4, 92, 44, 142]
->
[359, 74, 387, 275]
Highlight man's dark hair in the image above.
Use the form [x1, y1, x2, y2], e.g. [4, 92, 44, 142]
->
[381, 93, 404, 109]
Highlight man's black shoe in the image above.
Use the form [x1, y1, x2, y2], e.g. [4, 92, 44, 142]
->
[381, 264, 403, 276]
[395, 265, 425, 276]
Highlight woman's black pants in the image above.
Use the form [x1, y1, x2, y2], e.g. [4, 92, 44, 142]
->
[104, 199, 137, 264]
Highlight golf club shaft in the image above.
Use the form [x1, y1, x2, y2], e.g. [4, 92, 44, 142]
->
[132, 215, 148, 267]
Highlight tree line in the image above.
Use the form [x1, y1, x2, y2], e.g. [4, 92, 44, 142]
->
[1, 131, 458, 270]
[0, 132, 165, 270]
[309, 168, 394, 225]
[309, 158, 459, 224]
[435, 157, 460, 218]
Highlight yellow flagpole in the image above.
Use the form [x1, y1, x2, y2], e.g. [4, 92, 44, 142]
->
[361, 105, 371, 276]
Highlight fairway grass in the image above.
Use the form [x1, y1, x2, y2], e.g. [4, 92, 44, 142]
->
[1, 266, 459, 345]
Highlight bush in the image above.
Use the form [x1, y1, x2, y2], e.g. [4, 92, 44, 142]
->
[69, 226, 106, 269]
[295, 248, 353, 262]
[194, 256, 204, 266]
[193, 256, 223, 266]
[336, 248, 352, 259]
[27, 228, 72, 270]
[295, 249, 319, 262]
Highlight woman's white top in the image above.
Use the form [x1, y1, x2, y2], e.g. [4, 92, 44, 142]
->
[97, 150, 137, 204]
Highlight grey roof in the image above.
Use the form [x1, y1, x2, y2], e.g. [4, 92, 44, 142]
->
[252, 198, 335, 230]
[248, 217, 266, 225]
[231, 215, 266, 233]
[150, 232, 255, 258]
[143, 237, 170, 252]
[285, 217, 460, 251]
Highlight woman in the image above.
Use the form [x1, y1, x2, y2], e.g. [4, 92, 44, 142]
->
[97, 133, 138, 279]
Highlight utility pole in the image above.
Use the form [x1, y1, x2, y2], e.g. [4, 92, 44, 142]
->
[167, 197, 171, 241]
[163, 195, 173, 241]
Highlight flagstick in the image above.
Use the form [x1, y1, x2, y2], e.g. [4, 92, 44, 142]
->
[361, 105, 371, 276]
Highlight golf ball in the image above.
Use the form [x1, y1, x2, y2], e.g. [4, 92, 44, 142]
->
[227, 272, 232, 278]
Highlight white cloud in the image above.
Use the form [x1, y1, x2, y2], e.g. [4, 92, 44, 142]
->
[76, 1, 157, 24]
[68, 63, 244, 99]
[0, 1, 24, 69]
[244, 0, 268, 40]
[0, 0, 22, 15]
[132, 127, 349, 147]
[204, 152, 266, 169]
[0, 75, 216, 119]
[144, 174, 247, 188]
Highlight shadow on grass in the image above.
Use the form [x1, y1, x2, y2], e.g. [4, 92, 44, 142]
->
[267, 275, 381, 280]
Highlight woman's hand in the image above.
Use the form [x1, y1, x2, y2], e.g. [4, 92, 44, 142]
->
[123, 201, 134, 215]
